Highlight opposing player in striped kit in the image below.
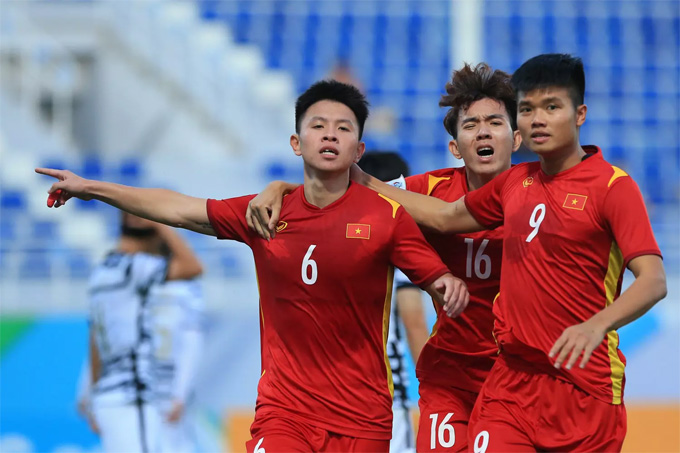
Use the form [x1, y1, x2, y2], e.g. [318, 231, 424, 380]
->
[83, 214, 203, 453]
[148, 277, 205, 453]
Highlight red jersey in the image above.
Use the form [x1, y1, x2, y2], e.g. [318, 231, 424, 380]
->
[206, 183, 449, 439]
[465, 146, 662, 404]
[406, 168, 502, 393]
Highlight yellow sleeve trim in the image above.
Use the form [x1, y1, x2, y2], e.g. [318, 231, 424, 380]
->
[427, 175, 451, 196]
[378, 193, 401, 219]
[608, 166, 628, 188]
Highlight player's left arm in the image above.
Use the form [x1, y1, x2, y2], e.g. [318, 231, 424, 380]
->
[396, 286, 429, 363]
[550, 175, 667, 370]
[79, 328, 101, 434]
[389, 206, 469, 317]
[167, 284, 205, 423]
[550, 254, 666, 370]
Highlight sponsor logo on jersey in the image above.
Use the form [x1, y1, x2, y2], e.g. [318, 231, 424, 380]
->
[346, 223, 370, 239]
[522, 176, 534, 188]
[563, 193, 588, 210]
[275, 221, 288, 233]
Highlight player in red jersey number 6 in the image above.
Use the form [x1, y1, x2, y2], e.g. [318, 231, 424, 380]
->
[36, 80, 468, 453]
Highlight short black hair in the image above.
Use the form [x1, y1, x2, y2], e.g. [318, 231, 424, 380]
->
[295, 80, 369, 139]
[440, 63, 517, 139]
[357, 151, 410, 181]
[511, 54, 585, 108]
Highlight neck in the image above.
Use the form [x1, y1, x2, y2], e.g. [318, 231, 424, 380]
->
[118, 236, 157, 254]
[539, 141, 586, 175]
[302, 167, 351, 208]
[465, 168, 505, 191]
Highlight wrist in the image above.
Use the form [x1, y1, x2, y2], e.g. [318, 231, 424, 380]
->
[588, 312, 613, 333]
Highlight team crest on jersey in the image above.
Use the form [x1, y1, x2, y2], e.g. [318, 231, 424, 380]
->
[275, 221, 288, 233]
[522, 177, 534, 188]
[346, 223, 370, 239]
[563, 193, 588, 210]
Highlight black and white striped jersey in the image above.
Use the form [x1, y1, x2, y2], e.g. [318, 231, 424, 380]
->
[88, 251, 168, 405]
[147, 279, 204, 403]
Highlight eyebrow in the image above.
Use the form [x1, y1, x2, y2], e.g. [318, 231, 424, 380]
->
[308, 116, 354, 126]
[519, 96, 563, 107]
[460, 113, 506, 124]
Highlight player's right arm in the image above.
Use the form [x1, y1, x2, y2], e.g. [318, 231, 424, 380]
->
[35, 168, 216, 236]
[352, 164, 484, 234]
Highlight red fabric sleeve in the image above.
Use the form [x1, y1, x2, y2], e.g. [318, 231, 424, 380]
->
[205, 195, 256, 244]
[404, 173, 429, 195]
[463, 168, 512, 229]
[602, 177, 662, 266]
[389, 206, 450, 288]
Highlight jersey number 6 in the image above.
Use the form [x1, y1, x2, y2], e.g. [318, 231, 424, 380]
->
[301, 245, 318, 285]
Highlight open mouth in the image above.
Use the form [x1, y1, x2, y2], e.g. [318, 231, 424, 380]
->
[477, 146, 494, 158]
[320, 147, 338, 155]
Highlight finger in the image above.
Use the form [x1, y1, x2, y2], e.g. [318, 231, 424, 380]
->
[448, 283, 465, 318]
[565, 342, 585, 370]
[35, 167, 64, 179]
[251, 215, 270, 241]
[579, 343, 597, 369]
[268, 202, 282, 232]
[553, 340, 575, 369]
[252, 207, 271, 241]
[246, 204, 255, 230]
[454, 283, 469, 317]
[257, 206, 272, 230]
[549, 333, 568, 358]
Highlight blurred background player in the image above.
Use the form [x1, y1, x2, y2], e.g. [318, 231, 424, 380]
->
[79, 213, 203, 453]
[36, 80, 467, 453]
[247, 63, 520, 452]
[148, 277, 205, 453]
[357, 151, 428, 453]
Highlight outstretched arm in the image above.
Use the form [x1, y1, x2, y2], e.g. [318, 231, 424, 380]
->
[351, 164, 484, 234]
[35, 168, 215, 236]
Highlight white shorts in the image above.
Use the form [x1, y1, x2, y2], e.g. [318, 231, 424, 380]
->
[390, 406, 416, 453]
[92, 397, 163, 453]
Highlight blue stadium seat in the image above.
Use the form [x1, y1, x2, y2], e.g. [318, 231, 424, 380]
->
[67, 250, 92, 279]
[18, 250, 52, 279]
[31, 220, 58, 245]
[0, 219, 16, 243]
[0, 190, 27, 211]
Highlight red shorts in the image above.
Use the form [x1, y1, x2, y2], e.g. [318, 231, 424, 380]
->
[246, 409, 389, 453]
[468, 355, 627, 452]
[417, 381, 479, 452]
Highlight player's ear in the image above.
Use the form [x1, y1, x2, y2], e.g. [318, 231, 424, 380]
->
[576, 104, 587, 127]
[449, 140, 463, 160]
[512, 129, 522, 152]
[354, 141, 366, 163]
[291, 134, 302, 156]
